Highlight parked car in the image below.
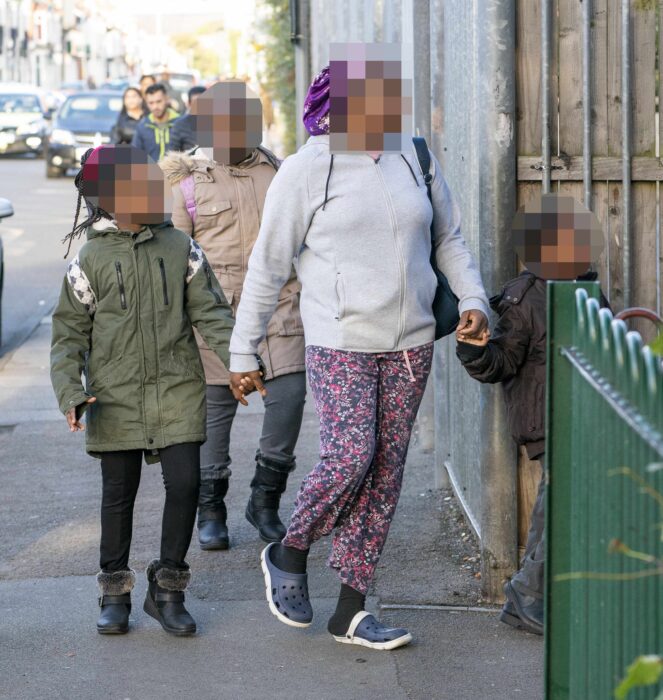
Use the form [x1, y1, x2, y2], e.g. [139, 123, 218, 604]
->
[0, 197, 14, 348]
[0, 83, 52, 156]
[46, 91, 123, 178]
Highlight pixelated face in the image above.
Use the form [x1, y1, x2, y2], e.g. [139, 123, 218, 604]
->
[512, 194, 604, 279]
[82, 145, 172, 226]
[190, 81, 263, 165]
[329, 43, 412, 153]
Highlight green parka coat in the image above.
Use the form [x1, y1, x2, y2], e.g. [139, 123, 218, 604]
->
[50, 219, 235, 462]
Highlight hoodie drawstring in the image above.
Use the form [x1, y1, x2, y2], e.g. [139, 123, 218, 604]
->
[322, 154, 334, 210]
[400, 154, 419, 186]
[403, 350, 416, 382]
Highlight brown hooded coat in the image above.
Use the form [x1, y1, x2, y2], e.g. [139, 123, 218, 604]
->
[160, 148, 305, 385]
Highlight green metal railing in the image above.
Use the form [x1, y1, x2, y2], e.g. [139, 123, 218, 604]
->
[546, 282, 663, 700]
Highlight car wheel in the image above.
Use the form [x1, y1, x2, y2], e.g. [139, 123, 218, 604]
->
[46, 163, 64, 178]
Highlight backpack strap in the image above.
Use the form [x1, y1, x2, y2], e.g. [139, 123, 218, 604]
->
[179, 174, 196, 224]
[413, 136, 433, 194]
[413, 136, 434, 243]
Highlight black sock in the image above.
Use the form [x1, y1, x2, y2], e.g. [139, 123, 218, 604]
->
[327, 583, 366, 635]
[270, 543, 309, 574]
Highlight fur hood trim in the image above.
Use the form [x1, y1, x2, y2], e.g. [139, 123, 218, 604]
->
[159, 151, 209, 185]
[96, 569, 136, 596]
[146, 559, 191, 591]
[159, 147, 279, 185]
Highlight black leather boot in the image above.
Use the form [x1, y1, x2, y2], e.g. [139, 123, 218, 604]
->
[198, 476, 230, 551]
[245, 453, 294, 544]
[96, 569, 135, 634]
[143, 560, 196, 636]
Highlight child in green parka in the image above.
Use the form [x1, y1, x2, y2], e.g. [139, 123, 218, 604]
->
[50, 145, 235, 637]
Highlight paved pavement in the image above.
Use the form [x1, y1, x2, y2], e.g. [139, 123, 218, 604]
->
[0, 320, 543, 700]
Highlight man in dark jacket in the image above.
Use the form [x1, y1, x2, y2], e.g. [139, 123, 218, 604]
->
[456, 193, 606, 636]
[169, 85, 207, 153]
[131, 83, 180, 162]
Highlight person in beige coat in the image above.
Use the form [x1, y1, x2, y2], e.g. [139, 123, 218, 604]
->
[160, 81, 306, 550]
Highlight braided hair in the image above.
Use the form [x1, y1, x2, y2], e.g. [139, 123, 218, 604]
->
[62, 147, 112, 258]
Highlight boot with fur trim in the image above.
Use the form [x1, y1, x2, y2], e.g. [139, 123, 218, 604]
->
[143, 560, 196, 636]
[96, 569, 135, 634]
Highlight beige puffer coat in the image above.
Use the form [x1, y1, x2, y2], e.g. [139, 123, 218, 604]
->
[161, 148, 305, 385]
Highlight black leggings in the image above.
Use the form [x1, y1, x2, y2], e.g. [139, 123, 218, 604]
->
[100, 443, 201, 572]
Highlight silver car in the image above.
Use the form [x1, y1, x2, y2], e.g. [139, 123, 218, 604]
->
[0, 83, 52, 156]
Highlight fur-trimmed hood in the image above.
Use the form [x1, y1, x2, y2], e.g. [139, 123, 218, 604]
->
[160, 147, 280, 186]
[159, 151, 212, 185]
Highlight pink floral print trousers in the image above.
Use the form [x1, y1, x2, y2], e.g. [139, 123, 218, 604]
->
[282, 343, 434, 594]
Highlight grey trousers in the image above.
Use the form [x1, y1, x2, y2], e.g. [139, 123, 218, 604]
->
[200, 372, 307, 482]
[511, 456, 546, 598]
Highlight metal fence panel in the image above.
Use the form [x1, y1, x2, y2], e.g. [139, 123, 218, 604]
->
[546, 282, 663, 699]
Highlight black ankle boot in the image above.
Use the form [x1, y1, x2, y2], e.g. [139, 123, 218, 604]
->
[198, 476, 230, 551]
[96, 569, 135, 634]
[245, 453, 294, 544]
[143, 560, 196, 636]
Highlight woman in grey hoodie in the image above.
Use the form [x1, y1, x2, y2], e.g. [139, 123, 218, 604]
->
[228, 64, 489, 650]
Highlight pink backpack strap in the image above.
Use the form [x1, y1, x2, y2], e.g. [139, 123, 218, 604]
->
[179, 175, 196, 224]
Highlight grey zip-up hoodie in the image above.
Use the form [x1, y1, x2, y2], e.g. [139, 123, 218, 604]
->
[229, 135, 488, 372]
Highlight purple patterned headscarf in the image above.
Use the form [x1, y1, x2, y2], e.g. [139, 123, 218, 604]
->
[303, 66, 330, 136]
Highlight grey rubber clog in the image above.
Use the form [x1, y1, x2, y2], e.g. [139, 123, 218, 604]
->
[332, 611, 413, 650]
[260, 543, 313, 628]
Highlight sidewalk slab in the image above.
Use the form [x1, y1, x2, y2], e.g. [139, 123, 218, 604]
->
[0, 576, 541, 700]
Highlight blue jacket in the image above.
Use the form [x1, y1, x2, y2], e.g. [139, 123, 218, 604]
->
[131, 108, 181, 161]
[169, 114, 197, 152]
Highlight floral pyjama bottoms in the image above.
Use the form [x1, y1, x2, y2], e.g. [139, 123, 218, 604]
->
[282, 343, 434, 594]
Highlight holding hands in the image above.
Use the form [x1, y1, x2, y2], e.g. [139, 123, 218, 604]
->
[456, 328, 490, 346]
[455, 309, 490, 346]
[230, 370, 268, 406]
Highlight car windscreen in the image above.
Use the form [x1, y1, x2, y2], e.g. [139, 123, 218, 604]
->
[0, 94, 42, 114]
[59, 95, 123, 123]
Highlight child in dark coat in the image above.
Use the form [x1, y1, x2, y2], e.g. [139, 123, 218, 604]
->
[456, 193, 606, 635]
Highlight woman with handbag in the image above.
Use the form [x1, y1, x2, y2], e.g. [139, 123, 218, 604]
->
[229, 64, 489, 650]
